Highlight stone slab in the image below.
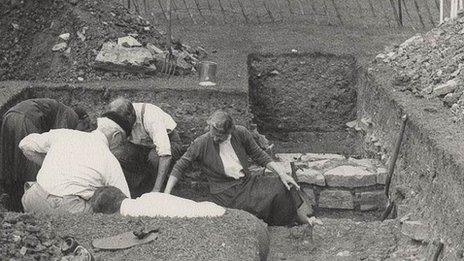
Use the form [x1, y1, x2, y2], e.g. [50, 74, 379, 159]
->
[94, 42, 156, 73]
[401, 221, 430, 242]
[324, 165, 377, 188]
[275, 153, 302, 162]
[356, 191, 387, 210]
[296, 168, 326, 186]
[305, 159, 330, 170]
[301, 153, 345, 162]
[318, 190, 354, 210]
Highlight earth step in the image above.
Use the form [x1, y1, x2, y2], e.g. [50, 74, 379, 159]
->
[318, 190, 354, 210]
[401, 220, 430, 242]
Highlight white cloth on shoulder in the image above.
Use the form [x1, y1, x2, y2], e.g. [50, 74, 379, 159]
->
[120, 192, 226, 218]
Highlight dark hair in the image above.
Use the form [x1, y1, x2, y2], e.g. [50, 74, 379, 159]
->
[89, 186, 128, 214]
[106, 97, 136, 128]
[101, 111, 133, 137]
[207, 110, 234, 133]
[73, 107, 88, 120]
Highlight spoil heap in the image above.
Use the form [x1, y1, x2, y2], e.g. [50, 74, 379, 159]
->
[0, 0, 203, 82]
[372, 15, 464, 122]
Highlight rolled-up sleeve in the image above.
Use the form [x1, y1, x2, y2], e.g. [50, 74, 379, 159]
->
[149, 122, 172, 156]
[19, 132, 53, 155]
[170, 138, 201, 179]
[239, 126, 272, 167]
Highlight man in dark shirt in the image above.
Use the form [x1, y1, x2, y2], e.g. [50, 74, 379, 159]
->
[164, 110, 313, 226]
[0, 98, 90, 211]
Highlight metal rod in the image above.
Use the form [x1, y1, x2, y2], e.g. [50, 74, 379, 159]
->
[398, 0, 403, 26]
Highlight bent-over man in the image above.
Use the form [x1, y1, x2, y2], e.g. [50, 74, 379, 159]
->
[0, 98, 90, 211]
[19, 115, 131, 215]
[108, 98, 183, 197]
[164, 110, 312, 226]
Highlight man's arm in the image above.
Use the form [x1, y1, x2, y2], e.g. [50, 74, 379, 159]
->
[106, 157, 131, 198]
[18, 132, 53, 166]
[149, 123, 173, 192]
[266, 161, 300, 190]
[164, 139, 201, 194]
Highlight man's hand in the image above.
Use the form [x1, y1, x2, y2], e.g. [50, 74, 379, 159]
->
[279, 173, 300, 191]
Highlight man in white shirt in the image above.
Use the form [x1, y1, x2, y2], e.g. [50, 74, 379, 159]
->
[89, 186, 225, 218]
[107, 98, 183, 198]
[19, 115, 131, 214]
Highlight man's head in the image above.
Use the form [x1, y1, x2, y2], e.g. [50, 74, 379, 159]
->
[89, 186, 128, 214]
[73, 107, 92, 132]
[96, 117, 128, 151]
[207, 110, 235, 143]
[106, 97, 136, 133]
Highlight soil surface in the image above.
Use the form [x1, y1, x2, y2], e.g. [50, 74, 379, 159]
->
[269, 218, 427, 260]
[0, 0, 164, 82]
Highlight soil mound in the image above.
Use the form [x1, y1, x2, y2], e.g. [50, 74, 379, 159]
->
[0, 0, 166, 82]
[372, 15, 464, 122]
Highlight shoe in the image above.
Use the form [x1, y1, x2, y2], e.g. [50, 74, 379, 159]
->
[61, 236, 79, 255]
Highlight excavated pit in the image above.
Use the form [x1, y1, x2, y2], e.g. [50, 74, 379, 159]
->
[248, 52, 361, 156]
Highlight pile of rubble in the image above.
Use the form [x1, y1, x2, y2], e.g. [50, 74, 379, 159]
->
[0, 212, 63, 260]
[372, 15, 464, 122]
[0, 0, 205, 82]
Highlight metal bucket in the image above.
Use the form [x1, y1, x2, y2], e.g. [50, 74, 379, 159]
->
[198, 61, 217, 86]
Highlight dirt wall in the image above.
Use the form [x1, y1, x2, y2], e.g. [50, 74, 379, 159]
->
[248, 52, 360, 155]
[0, 81, 251, 144]
[357, 66, 464, 259]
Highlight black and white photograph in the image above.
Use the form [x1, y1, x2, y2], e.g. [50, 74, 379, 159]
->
[0, 0, 461, 259]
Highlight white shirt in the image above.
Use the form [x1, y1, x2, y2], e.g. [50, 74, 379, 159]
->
[120, 192, 225, 218]
[18, 129, 130, 200]
[128, 103, 177, 156]
[219, 136, 245, 179]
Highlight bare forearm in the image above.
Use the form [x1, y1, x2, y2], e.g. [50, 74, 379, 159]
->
[164, 175, 179, 194]
[266, 161, 285, 177]
[152, 156, 172, 192]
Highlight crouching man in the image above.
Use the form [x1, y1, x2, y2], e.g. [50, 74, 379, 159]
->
[19, 115, 131, 214]
[107, 98, 184, 198]
[89, 186, 225, 218]
[164, 110, 313, 226]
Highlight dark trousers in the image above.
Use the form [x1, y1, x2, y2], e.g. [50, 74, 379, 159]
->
[0, 113, 42, 212]
[212, 173, 302, 226]
[113, 130, 184, 198]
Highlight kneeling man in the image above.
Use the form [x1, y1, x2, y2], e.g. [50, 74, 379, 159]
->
[19, 116, 131, 214]
[164, 110, 311, 226]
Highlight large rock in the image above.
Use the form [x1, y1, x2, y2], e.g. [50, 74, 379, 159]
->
[318, 190, 354, 209]
[355, 191, 387, 211]
[401, 221, 430, 242]
[117, 36, 142, 47]
[296, 168, 325, 186]
[324, 165, 377, 188]
[94, 42, 156, 73]
[432, 79, 458, 97]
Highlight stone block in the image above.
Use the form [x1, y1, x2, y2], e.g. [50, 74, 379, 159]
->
[296, 168, 326, 186]
[401, 221, 430, 242]
[356, 191, 387, 211]
[275, 153, 302, 162]
[348, 158, 376, 170]
[301, 153, 345, 162]
[324, 165, 377, 188]
[376, 167, 388, 184]
[318, 190, 354, 209]
[94, 42, 156, 73]
[305, 159, 330, 170]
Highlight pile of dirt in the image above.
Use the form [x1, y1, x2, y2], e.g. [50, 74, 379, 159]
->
[0, 0, 203, 82]
[0, 211, 63, 260]
[372, 14, 464, 122]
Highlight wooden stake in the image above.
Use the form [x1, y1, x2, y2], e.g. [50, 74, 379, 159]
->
[388, 0, 402, 26]
[423, 0, 435, 26]
[237, 0, 249, 23]
[401, 0, 417, 30]
[217, 0, 228, 23]
[367, 0, 377, 17]
[157, 0, 168, 21]
[440, 0, 444, 23]
[181, 0, 196, 24]
[398, 0, 403, 26]
[330, 0, 344, 25]
[193, 0, 207, 22]
[412, 0, 426, 28]
[263, 0, 276, 22]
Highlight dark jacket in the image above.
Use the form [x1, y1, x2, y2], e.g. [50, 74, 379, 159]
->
[170, 125, 273, 194]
